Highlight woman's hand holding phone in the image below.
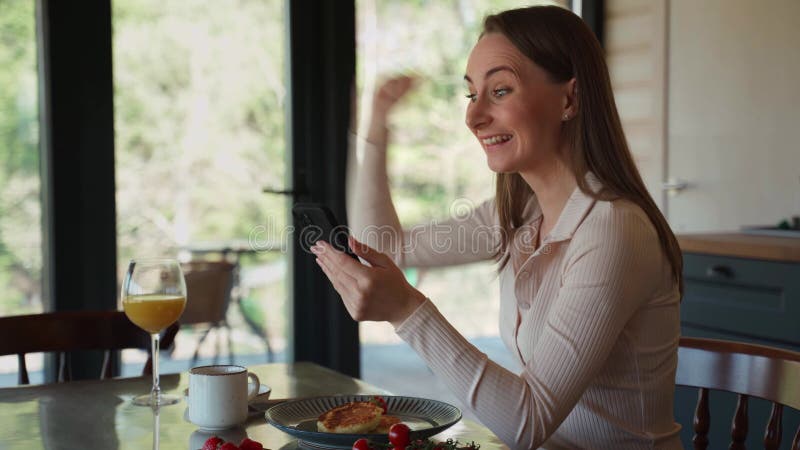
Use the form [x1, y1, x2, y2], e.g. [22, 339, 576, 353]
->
[312, 236, 426, 328]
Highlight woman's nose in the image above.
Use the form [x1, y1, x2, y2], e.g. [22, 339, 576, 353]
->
[465, 99, 491, 131]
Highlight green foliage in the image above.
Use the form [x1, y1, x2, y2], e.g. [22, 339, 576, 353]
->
[113, 0, 287, 262]
[0, 0, 41, 315]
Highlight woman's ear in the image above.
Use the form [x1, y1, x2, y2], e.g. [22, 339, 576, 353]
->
[562, 77, 578, 120]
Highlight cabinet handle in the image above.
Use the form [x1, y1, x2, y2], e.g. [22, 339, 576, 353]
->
[706, 265, 734, 279]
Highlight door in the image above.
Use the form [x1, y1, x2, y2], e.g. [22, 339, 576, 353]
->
[665, 0, 800, 232]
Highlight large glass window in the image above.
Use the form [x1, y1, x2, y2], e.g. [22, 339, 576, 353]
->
[112, 0, 288, 373]
[0, 0, 43, 386]
[355, 0, 566, 400]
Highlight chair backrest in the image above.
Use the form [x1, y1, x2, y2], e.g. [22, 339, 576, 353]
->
[180, 261, 235, 326]
[677, 337, 800, 450]
[0, 310, 179, 385]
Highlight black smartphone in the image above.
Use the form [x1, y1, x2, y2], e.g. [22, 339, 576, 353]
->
[291, 203, 358, 260]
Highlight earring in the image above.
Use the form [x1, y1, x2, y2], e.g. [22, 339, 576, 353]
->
[563, 113, 569, 120]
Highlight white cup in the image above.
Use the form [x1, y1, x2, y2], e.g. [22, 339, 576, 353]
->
[188, 365, 260, 430]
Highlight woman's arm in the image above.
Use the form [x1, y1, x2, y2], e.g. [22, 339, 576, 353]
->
[395, 206, 670, 448]
[348, 77, 498, 267]
[347, 76, 414, 264]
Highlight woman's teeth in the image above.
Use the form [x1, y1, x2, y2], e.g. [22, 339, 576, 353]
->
[482, 135, 512, 145]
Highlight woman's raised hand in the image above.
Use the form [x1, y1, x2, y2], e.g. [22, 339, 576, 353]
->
[367, 76, 416, 144]
[311, 236, 426, 328]
[372, 76, 415, 117]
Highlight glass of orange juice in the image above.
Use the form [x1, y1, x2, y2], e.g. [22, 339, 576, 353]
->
[122, 258, 187, 406]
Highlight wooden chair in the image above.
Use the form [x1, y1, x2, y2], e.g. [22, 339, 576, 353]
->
[180, 260, 236, 366]
[677, 337, 800, 450]
[0, 310, 179, 385]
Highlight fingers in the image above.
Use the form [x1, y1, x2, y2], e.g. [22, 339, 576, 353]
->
[383, 75, 415, 98]
[347, 236, 393, 268]
[313, 244, 368, 321]
[311, 241, 368, 277]
[374, 75, 417, 113]
[384, 76, 414, 99]
[315, 252, 357, 297]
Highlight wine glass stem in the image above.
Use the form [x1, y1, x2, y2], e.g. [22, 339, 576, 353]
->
[150, 333, 161, 403]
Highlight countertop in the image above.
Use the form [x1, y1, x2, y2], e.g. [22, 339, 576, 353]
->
[677, 232, 800, 263]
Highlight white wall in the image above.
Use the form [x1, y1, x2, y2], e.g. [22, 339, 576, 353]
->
[667, 0, 800, 232]
[608, 0, 800, 232]
[606, 0, 668, 210]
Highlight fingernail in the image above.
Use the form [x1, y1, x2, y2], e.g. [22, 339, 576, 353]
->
[310, 246, 321, 254]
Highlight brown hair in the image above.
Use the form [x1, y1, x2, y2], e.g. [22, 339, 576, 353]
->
[484, 6, 683, 294]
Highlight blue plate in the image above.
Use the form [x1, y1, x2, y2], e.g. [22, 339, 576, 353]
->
[265, 395, 462, 449]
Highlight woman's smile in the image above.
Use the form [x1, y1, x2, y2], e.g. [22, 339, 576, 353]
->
[479, 133, 514, 150]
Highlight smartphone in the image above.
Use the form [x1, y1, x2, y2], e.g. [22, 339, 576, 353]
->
[291, 203, 358, 260]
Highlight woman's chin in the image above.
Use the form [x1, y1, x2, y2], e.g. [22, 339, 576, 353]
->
[485, 157, 515, 174]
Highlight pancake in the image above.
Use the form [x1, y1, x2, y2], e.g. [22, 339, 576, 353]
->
[371, 414, 401, 433]
[316, 401, 384, 434]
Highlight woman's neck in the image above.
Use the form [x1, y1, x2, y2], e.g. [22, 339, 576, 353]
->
[520, 158, 577, 237]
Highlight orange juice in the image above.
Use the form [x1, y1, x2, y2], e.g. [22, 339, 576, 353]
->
[123, 294, 186, 333]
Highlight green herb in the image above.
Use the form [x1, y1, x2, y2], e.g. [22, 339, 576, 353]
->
[367, 438, 480, 450]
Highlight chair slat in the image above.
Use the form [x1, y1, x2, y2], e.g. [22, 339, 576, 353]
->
[763, 402, 782, 450]
[729, 394, 748, 450]
[17, 354, 29, 385]
[693, 387, 710, 450]
[101, 350, 112, 379]
[792, 425, 800, 450]
[678, 338, 800, 450]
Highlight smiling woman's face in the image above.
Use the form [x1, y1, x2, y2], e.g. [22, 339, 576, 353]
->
[464, 32, 569, 174]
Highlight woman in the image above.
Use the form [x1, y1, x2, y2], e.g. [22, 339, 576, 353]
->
[312, 6, 683, 450]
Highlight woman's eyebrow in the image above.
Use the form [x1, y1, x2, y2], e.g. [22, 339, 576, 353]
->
[463, 65, 516, 84]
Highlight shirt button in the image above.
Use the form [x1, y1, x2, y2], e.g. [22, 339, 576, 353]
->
[518, 270, 530, 280]
[541, 244, 552, 254]
[519, 301, 531, 310]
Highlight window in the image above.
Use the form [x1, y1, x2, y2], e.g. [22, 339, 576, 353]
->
[355, 0, 566, 399]
[0, 0, 44, 386]
[112, 0, 288, 372]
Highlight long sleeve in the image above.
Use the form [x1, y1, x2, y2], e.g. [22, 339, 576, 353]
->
[347, 134, 498, 268]
[395, 202, 681, 449]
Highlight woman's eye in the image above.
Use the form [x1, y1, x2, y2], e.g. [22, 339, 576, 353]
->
[493, 88, 510, 98]
[465, 93, 477, 103]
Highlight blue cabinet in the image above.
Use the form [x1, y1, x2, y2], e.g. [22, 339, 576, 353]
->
[677, 252, 800, 449]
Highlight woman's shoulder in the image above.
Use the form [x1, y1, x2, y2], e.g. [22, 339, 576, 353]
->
[575, 197, 660, 248]
[592, 197, 653, 226]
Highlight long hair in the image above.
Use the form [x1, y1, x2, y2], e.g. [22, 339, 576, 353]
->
[484, 6, 683, 294]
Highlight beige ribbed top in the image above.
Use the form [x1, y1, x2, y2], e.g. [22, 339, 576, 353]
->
[348, 136, 683, 450]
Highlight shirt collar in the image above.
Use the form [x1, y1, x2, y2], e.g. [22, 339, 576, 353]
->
[527, 172, 603, 244]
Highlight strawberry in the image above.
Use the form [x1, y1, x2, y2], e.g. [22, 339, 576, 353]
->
[202, 436, 224, 450]
[239, 438, 264, 450]
[219, 443, 240, 450]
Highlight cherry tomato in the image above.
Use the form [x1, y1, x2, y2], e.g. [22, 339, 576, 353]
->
[373, 395, 388, 413]
[388, 423, 411, 449]
[352, 438, 370, 450]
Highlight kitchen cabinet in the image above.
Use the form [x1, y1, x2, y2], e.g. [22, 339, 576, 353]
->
[675, 234, 800, 449]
